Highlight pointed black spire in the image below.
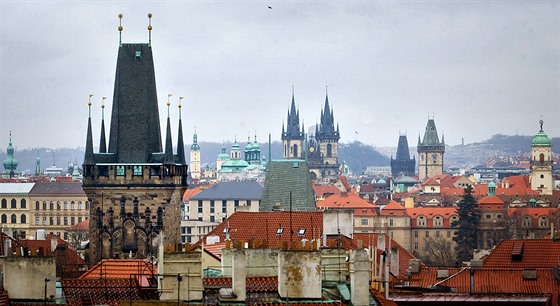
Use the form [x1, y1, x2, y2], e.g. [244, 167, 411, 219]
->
[177, 96, 186, 164]
[316, 88, 339, 141]
[84, 94, 95, 165]
[164, 94, 174, 164]
[283, 87, 304, 141]
[99, 97, 107, 153]
[391, 132, 415, 177]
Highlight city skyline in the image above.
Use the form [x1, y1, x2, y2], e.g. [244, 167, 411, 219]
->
[1, 2, 559, 150]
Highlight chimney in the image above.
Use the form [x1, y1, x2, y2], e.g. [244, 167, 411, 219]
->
[50, 236, 58, 252]
[350, 249, 370, 306]
[231, 249, 246, 301]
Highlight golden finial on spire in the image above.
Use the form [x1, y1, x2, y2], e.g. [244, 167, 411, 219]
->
[118, 14, 123, 46]
[101, 97, 107, 120]
[88, 94, 94, 117]
[178, 96, 184, 119]
[147, 13, 153, 46]
[167, 93, 173, 117]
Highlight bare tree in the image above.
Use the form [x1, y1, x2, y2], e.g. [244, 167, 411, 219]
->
[422, 236, 456, 267]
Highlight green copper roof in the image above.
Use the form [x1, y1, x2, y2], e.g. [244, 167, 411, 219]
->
[532, 130, 551, 146]
[3, 133, 19, 175]
[419, 118, 444, 147]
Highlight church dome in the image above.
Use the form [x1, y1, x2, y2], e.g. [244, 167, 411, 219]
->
[252, 140, 260, 150]
[3, 134, 19, 174]
[217, 145, 229, 161]
[245, 141, 253, 152]
[488, 181, 496, 188]
[532, 120, 551, 147]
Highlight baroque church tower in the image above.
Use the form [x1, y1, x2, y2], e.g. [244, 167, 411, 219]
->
[417, 117, 445, 180]
[390, 133, 416, 177]
[282, 89, 305, 160]
[190, 127, 201, 180]
[310, 91, 340, 180]
[530, 120, 554, 195]
[82, 15, 188, 264]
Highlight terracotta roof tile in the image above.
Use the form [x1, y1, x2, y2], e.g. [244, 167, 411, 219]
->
[316, 192, 377, 209]
[80, 259, 157, 279]
[482, 239, 560, 268]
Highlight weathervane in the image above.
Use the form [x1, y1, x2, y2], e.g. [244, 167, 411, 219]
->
[88, 94, 94, 117]
[148, 13, 153, 46]
[178, 96, 184, 120]
[167, 93, 173, 117]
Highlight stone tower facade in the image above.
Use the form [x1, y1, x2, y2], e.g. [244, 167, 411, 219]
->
[82, 25, 188, 264]
[417, 118, 445, 180]
[282, 92, 305, 160]
[390, 133, 416, 177]
[310, 94, 340, 180]
[190, 129, 201, 180]
[530, 120, 554, 195]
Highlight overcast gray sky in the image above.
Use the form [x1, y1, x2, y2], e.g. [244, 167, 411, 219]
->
[1, 1, 559, 150]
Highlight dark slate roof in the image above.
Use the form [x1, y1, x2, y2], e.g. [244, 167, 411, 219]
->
[419, 118, 444, 148]
[107, 43, 162, 163]
[190, 181, 263, 200]
[29, 182, 85, 195]
[260, 160, 316, 211]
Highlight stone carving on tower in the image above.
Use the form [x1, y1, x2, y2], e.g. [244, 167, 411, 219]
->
[82, 14, 188, 264]
[530, 120, 554, 195]
[282, 89, 305, 160]
[390, 133, 416, 177]
[417, 117, 445, 180]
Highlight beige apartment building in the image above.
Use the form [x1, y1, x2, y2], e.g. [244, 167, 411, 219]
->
[0, 183, 34, 238]
[29, 182, 89, 240]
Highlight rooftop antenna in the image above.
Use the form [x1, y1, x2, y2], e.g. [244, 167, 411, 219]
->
[118, 14, 123, 47]
[147, 13, 153, 46]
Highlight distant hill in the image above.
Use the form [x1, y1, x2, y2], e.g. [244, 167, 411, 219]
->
[1, 134, 556, 176]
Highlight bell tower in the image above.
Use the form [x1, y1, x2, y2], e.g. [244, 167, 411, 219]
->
[530, 120, 554, 195]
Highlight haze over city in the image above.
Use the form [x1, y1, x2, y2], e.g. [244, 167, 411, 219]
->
[0, 1, 558, 150]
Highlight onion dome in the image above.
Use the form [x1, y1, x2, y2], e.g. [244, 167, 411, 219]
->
[532, 120, 551, 147]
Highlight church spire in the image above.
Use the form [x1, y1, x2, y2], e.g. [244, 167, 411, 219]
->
[99, 97, 107, 153]
[84, 94, 95, 165]
[164, 93, 174, 164]
[177, 96, 186, 164]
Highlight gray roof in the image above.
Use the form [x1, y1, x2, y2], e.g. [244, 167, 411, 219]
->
[0, 183, 35, 194]
[29, 182, 85, 195]
[190, 181, 263, 201]
[260, 160, 316, 211]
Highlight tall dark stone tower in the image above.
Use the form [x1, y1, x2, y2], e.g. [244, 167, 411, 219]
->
[82, 15, 188, 264]
[390, 133, 416, 177]
[311, 92, 340, 180]
[282, 90, 305, 160]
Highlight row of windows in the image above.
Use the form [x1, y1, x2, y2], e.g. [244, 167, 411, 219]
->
[34, 216, 86, 226]
[34, 200, 88, 211]
[0, 214, 26, 224]
[0, 198, 26, 209]
[413, 230, 453, 239]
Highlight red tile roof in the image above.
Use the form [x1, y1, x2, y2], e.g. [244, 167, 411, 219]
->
[380, 200, 407, 216]
[67, 218, 89, 231]
[406, 207, 458, 219]
[482, 239, 560, 268]
[316, 192, 377, 209]
[62, 278, 156, 306]
[183, 186, 203, 202]
[80, 259, 157, 279]
[313, 184, 342, 198]
[421, 177, 440, 186]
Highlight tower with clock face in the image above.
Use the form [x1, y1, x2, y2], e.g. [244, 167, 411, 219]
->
[417, 117, 445, 180]
[529, 120, 554, 195]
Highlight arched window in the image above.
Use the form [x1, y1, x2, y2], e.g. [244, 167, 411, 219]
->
[49, 201, 53, 210]
[434, 215, 443, 227]
[10, 199, 16, 209]
[10, 214, 16, 224]
[540, 153, 545, 163]
[43, 201, 47, 210]
[20, 199, 26, 209]
[1, 199, 6, 209]
[327, 144, 332, 157]
[84, 201, 89, 210]
[539, 216, 549, 228]
[71, 201, 75, 210]
[35, 201, 40, 210]
[450, 215, 459, 227]
[293, 144, 298, 157]
[64, 201, 68, 210]
[20, 214, 26, 224]
[417, 216, 427, 227]
[1, 214, 6, 223]
[522, 216, 532, 228]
